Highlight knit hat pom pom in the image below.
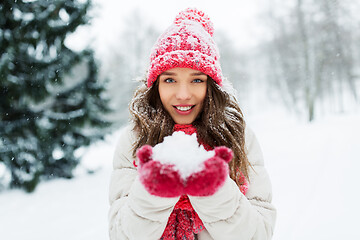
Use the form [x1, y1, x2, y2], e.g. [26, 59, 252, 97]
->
[174, 8, 214, 36]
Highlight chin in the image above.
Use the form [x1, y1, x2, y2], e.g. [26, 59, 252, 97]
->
[175, 120, 193, 125]
[174, 117, 195, 125]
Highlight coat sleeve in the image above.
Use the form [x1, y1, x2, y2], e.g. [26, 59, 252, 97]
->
[108, 125, 180, 240]
[188, 127, 276, 240]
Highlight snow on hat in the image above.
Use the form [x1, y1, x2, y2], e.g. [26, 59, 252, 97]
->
[146, 8, 223, 88]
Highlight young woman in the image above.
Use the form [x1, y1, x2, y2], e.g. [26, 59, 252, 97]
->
[108, 8, 276, 240]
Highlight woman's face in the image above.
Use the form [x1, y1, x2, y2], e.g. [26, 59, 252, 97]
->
[158, 67, 208, 124]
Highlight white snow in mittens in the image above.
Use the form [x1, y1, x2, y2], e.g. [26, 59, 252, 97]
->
[152, 131, 214, 180]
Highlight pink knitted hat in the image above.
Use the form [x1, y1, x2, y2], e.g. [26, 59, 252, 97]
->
[147, 8, 223, 87]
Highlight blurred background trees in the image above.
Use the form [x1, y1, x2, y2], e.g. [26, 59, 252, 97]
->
[0, 0, 111, 192]
[103, 9, 160, 124]
[263, 0, 359, 121]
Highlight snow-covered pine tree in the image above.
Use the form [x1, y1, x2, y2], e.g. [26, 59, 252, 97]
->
[0, 0, 111, 192]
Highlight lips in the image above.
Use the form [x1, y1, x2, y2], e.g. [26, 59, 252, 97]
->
[173, 105, 195, 115]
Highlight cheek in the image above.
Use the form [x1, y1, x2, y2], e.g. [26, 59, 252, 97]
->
[199, 86, 207, 102]
[196, 87, 207, 111]
[158, 86, 171, 107]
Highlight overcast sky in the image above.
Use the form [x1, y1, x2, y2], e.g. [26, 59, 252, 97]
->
[67, 0, 271, 55]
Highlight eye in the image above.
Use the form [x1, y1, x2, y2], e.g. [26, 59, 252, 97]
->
[193, 78, 205, 83]
[164, 78, 175, 83]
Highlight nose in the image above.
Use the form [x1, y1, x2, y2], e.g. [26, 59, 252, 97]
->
[175, 83, 191, 100]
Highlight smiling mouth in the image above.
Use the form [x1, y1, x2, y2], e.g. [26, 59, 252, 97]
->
[174, 105, 195, 112]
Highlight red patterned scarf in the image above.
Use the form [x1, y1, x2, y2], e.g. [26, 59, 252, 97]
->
[160, 124, 205, 240]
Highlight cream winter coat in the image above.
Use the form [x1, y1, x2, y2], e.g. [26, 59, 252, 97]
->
[108, 125, 276, 240]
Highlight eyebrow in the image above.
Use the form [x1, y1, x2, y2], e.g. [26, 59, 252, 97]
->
[191, 72, 207, 76]
[160, 71, 207, 76]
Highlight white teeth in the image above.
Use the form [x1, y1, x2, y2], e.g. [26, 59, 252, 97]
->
[176, 106, 192, 111]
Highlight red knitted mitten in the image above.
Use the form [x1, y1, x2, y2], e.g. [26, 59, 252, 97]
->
[136, 145, 184, 198]
[184, 146, 233, 196]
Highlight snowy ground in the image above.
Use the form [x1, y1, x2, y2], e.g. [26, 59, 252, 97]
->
[248, 109, 360, 240]
[1, 109, 360, 240]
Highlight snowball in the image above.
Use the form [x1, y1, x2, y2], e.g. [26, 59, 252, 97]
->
[152, 131, 214, 180]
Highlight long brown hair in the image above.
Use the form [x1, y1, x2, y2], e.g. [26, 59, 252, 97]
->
[129, 77, 250, 187]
